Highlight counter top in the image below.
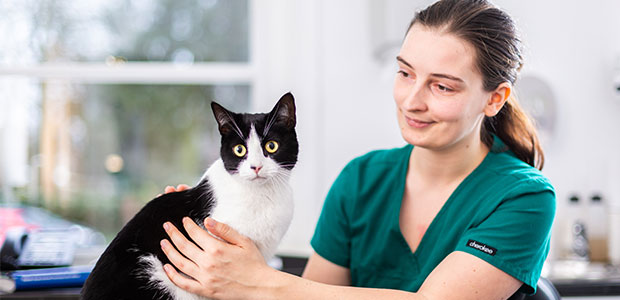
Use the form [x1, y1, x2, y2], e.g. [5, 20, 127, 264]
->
[553, 278, 620, 297]
[547, 260, 620, 297]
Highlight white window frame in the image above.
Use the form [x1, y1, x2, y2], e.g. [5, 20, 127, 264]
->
[0, 62, 254, 85]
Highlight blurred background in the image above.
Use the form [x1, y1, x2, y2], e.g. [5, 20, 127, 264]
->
[1, 0, 620, 287]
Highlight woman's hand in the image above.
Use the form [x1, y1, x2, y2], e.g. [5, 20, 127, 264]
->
[157, 184, 190, 197]
[160, 217, 276, 299]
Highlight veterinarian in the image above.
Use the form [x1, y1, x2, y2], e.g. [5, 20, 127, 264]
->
[160, 0, 555, 298]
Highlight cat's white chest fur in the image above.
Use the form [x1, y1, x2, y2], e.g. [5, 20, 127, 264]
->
[142, 158, 294, 300]
[205, 158, 294, 260]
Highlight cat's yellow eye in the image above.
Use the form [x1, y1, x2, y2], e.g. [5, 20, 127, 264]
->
[233, 144, 247, 157]
[265, 140, 279, 154]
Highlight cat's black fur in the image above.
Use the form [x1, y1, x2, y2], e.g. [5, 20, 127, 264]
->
[81, 184, 213, 299]
[81, 93, 298, 300]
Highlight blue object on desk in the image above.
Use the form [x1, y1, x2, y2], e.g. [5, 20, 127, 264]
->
[9, 265, 93, 291]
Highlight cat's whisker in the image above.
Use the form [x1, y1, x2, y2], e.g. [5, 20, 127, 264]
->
[275, 173, 291, 186]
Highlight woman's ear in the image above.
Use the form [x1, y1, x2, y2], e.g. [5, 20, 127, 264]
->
[484, 82, 511, 117]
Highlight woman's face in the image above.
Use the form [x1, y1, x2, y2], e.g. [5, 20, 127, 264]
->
[394, 23, 493, 151]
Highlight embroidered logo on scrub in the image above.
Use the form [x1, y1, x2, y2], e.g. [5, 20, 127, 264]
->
[466, 239, 497, 256]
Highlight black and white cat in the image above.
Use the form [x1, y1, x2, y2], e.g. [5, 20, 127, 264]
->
[81, 93, 298, 300]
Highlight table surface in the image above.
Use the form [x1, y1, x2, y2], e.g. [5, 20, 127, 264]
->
[2, 257, 620, 299]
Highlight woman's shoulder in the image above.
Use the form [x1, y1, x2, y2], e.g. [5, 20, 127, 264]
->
[484, 135, 553, 189]
[484, 149, 555, 197]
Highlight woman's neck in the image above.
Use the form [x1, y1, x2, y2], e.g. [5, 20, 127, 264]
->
[409, 133, 489, 185]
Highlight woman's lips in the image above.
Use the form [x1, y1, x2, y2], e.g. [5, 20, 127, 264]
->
[405, 116, 435, 129]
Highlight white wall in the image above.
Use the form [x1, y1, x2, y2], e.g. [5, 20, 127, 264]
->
[268, 0, 620, 258]
[493, 0, 620, 259]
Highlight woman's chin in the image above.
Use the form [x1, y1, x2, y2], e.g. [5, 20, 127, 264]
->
[401, 134, 430, 148]
[401, 131, 452, 151]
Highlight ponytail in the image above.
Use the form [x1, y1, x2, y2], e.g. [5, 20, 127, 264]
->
[481, 95, 544, 170]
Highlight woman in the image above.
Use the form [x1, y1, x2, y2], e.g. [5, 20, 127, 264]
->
[160, 0, 555, 299]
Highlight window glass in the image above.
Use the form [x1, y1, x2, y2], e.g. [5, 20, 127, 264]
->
[0, 0, 249, 65]
[7, 82, 250, 238]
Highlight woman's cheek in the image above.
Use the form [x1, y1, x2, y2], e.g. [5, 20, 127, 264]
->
[393, 85, 408, 106]
[429, 101, 464, 123]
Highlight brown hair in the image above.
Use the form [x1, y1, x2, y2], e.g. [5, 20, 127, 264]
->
[408, 0, 544, 170]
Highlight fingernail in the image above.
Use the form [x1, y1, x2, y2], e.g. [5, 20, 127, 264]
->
[206, 217, 216, 228]
[163, 222, 170, 231]
[163, 264, 172, 273]
[160, 239, 167, 248]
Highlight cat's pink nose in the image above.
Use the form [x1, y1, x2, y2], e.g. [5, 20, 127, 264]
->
[251, 165, 262, 174]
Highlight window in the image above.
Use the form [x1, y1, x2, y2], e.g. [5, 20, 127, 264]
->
[0, 0, 253, 240]
[1, 0, 249, 64]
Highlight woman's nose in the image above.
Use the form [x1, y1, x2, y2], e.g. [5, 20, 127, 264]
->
[403, 83, 428, 111]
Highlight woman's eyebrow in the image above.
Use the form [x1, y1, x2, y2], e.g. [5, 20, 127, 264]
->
[396, 56, 413, 68]
[430, 73, 464, 83]
[397, 56, 464, 83]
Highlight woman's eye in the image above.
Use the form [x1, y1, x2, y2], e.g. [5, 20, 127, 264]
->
[437, 84, 454, 92]
[265, 140, 279, 154]
[232, 144, 247, 157]
[397, 70, 410, 78]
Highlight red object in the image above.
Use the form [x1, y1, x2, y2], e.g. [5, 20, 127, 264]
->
[0, 208, 40, 245]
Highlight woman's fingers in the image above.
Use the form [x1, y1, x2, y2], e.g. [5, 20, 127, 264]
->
[160, 239, 200, 279]
[160, 217, 267, 299]
[176, 184, 190, 191]
[162, 222, 204, 271]
[162, 263, 203, 294]
[163, 184, 190, 195]
[182, 217, 214, 250]
[205, 217, 252, 248]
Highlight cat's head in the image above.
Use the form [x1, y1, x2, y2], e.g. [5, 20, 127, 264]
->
[211, 92, 298, 183]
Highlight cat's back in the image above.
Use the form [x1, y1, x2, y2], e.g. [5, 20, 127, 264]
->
[81, 183, 213, 300]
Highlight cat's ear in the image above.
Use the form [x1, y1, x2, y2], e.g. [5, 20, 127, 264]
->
[269, 92, 296, 129]
[211, 102, 239, 136]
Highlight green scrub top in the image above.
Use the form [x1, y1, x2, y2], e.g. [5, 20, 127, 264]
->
[310, 138, 555, 295]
